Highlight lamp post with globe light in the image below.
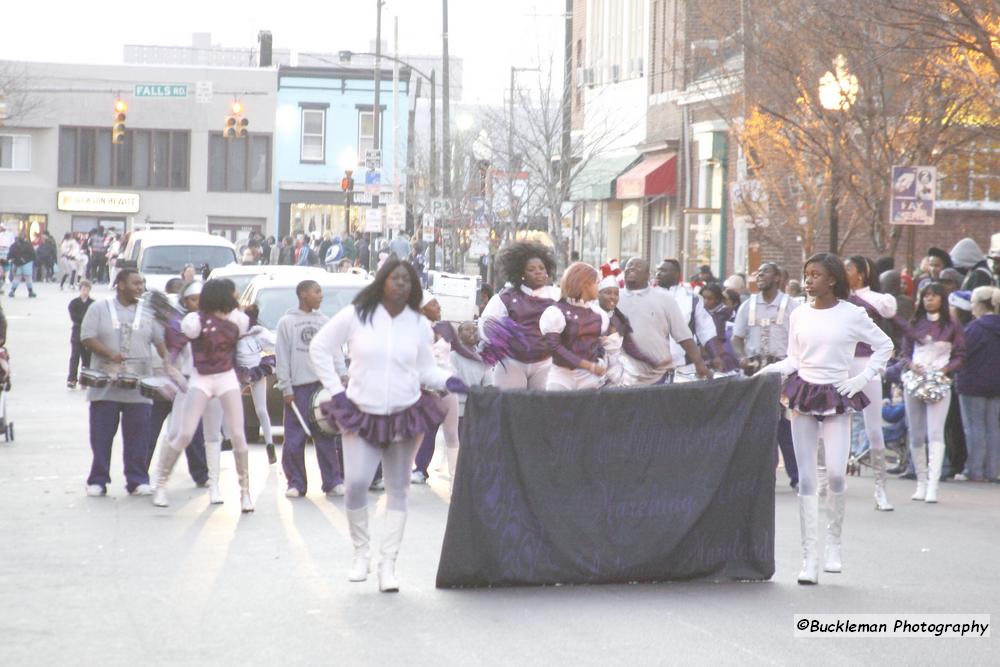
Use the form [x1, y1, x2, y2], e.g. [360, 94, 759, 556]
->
[818, 54, 858, 254]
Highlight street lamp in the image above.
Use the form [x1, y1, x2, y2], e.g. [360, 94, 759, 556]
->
[818, 54, 858, 254]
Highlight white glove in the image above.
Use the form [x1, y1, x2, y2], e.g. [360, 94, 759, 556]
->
[757, 362, 784, 375]
[835, 374, 868, 398]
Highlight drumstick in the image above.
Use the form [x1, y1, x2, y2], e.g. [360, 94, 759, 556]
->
[289, 401, 313, 440]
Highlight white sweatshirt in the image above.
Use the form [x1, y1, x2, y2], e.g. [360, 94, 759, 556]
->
[768, 300, 893, 384]
[309, 304, 451, 415]
[852, 286, 897, 318]
[237, 325, 276, 369]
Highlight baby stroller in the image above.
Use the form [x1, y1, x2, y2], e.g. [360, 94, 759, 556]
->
[0, 347, 12, 441]
[847, 382, 907, 476]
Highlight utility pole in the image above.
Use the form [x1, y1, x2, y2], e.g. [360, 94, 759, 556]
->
[442, 0, 451, 198]
[430, 69, 437, 196]
[371, 0, 383, 270]
[392, 15, 400, 216]
[561, 0, 573, 263]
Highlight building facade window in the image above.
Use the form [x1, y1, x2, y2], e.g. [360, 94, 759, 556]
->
[57, 126, 189, 190]
[208, 133, 271, 193]
[358, 110, 379, 158]
[0, 135, 31, 171]
[300, 108, 326, 163]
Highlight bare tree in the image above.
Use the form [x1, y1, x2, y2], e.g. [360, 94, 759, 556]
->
[0, 62, 44, 126]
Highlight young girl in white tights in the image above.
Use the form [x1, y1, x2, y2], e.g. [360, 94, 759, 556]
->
[236, 304, 277, 464]
[762, 253, 892, 585]
[309, 258, 466, 592]
[152, 278, 254, 513]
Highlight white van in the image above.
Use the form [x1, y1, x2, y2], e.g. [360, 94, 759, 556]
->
[425, 270, 481, 323]
[121, 230, 238, 292]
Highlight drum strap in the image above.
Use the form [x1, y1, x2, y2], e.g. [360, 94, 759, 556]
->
[748, 293, 788, 327]
[107, 298, 144, 332]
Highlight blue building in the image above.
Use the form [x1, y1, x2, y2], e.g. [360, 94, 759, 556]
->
[274, 65, 410, 239]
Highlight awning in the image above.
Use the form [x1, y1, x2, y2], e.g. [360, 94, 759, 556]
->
[569, 153, 639, 201]
[616, 153, 677, 199]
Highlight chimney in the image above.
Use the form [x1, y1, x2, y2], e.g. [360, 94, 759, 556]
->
[258, 31, 273, 67]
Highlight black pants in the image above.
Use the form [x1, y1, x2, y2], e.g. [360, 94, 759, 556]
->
[944, 392, 967, 476]
[68, 337, 92, 383]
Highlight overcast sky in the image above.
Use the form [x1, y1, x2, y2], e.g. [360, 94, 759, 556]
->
[0, 0, 565, 103]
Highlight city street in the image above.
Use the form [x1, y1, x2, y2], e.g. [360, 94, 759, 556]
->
[1, 281, 997, 666]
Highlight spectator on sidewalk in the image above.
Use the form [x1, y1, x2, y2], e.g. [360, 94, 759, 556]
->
[956, 286, 1000, 482]
[8, 235, 37, 298]
[67, 280, 95, 388]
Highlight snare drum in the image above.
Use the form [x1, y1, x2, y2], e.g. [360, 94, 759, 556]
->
[113, 372, 141, 390]
[308, 387, 339, 435]
[140, 377, 178, 403]
[79, 368, 111, 388]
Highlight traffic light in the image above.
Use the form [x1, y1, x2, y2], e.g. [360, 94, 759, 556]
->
[112, 99, 127, 144]
[225, 101, 248, 139]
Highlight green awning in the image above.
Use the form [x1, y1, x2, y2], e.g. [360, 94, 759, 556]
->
[569, 153, 640, 201]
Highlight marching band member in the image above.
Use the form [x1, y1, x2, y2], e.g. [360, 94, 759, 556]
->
[80, 269, 165, 497]
[309, 259, 466, 592]
[898, 281, 965, 503]
[152, 279, 254, 513]
[761, 254, 892, 585]
[237, 303, 277, 465]
[412, 294, 463, 485]
[479, 242, 560, 389]
[275, 280, 344, 498]
[539, 262, 608, 390]
[732, 262, 800, 490]
[845, 256, 898, 510]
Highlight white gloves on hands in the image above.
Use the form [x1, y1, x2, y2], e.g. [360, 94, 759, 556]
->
[757, 363, 784, 375]
[836, 374, 869, 397]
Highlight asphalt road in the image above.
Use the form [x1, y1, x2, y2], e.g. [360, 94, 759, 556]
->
[1, 281, 997, 666]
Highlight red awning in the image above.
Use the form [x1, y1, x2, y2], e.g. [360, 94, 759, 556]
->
[615, 153, 677, 199]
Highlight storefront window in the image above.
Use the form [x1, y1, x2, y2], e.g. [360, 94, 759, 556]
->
[620, 201, 642, 261]
[289, 203, 353, 238]
[0, 213, 47, 241]
[580, 201, 606, 267]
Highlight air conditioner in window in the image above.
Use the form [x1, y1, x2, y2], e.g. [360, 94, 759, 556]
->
[611, 64, 620, 82]
[632, 57, 644, 77]
[584, 68, 595, 86]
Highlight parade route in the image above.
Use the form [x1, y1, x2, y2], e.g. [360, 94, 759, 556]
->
[1, 283, 997, 666]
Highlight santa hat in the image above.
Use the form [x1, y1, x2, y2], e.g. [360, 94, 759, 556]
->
[600, 259, 625, 288]
[598, 274, 619, 291]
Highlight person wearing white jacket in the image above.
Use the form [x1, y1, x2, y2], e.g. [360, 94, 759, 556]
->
[309, 258, 467, 592]
[761, 254, 892, 585]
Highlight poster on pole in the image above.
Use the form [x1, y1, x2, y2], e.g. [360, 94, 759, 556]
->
[364, 170, 381, 195]
[422, 215, 436, 243]
[386, 204, 406, 231]
[364, 207, 383, 234]
[889, 166, 936, 226]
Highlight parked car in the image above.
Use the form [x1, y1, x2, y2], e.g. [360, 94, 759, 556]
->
[208, 264, 328, 299]
[237, 271, 372, 441]
[121, 230, 237, 292]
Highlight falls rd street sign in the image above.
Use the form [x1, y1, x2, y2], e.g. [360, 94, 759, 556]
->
[134, 84, 188, 98]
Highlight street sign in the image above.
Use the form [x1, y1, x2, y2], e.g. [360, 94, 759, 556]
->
[365, 149, 382, 171]
[364, 208, 383, 233]
[890, 165, 936, 226]
[386, 204, 405, 230]
[195, 81, 213, 103]
[365, 170, 381, 195]
[429, 198, 451, 219]
[133, 84, 188, 98]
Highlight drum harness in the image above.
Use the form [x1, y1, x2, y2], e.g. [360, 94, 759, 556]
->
[747, 293, 789, 364]
[106, 298, 145, 378]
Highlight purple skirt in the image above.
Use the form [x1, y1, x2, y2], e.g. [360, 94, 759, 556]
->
[781, 372, 870, 417]
[237, 355, 276, 386]
[320, 391, 445, 447]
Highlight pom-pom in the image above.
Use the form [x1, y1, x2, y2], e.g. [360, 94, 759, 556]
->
[479, 316, 528, 367]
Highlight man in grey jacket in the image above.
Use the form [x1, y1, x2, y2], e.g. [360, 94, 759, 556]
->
[275, 280, 344, 497]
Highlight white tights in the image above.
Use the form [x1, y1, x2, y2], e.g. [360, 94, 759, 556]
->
[169, 387, 248, 454]
[791, 412, 850, 496]
[903, 390, 949, 450]
[493, 358, 551, 390]
[247, 378, 273, 444]
[342, 432, 421, 512]
[850, 358, 885, 453]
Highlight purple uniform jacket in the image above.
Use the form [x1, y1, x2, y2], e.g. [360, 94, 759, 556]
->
[848, 294, 883, 358]
[191, 313, 240, 375]
[897, 316, 965, 374]
[544, 300, 604, 370]
[499, 288, 556, 363]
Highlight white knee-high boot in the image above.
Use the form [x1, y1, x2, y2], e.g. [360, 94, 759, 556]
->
[797, 495, 820, 585]
[824, 493, 846, 573]
[925, 441, 945, 503]
[911, 444, 928, 500]
[206, 438, 223, 505]
[152, 445, 182, 507]
[346, 507, 370, 582]
[871, 449, 894, 511]
[379, 509, 407, 592]
[234, 450, 254, 513]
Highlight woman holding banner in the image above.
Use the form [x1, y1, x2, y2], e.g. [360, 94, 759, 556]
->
[762, 253, 892, 585]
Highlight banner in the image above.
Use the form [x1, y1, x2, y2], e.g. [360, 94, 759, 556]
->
[436, 374, 779, 588]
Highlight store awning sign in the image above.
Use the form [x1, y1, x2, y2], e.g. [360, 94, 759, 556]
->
[57, 190, 140, 214]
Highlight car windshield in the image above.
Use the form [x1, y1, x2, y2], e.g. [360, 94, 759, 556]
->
[253, 285, 363, 330]
[140, 245, 237, 274]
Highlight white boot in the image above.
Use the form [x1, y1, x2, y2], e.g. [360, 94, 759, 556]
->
[824, 493, 846, 573]
[206, 437, 223, 505]
[925, 440, 945, 503]
[151, 445, 182, 507]
[378, 509, 407, 592]
[346, 507, 370, 582]
[871, 449, 894, 511]
[446, 447, 459, 490]
[234, 449, 254, 513]
[911, 444, 928, 500]
[797, 495, 820, 585]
